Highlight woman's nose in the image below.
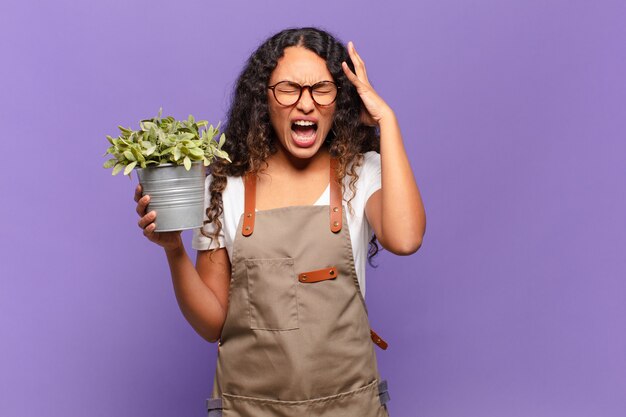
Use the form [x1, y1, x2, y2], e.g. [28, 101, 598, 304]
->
[296, 87, 315, 112]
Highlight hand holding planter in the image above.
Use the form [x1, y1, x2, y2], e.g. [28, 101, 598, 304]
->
[104, 109, 230, 232]
[134, 184, 183, 250]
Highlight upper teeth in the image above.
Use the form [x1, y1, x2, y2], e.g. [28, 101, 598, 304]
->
[294, 120, 315, 126]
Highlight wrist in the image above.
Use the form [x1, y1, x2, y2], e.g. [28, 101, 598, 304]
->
[164, 236, 184, 256]
[376, 105, 396, 126]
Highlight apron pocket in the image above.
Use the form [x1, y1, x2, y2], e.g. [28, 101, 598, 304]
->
[220, 379, 388, 417]
[245, 257, 299, 331]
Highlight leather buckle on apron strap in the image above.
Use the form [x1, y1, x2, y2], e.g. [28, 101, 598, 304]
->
[370, 329, 389, 350]
[242, 173, 256, 236]
[329, 157, 342, 233]
[298, 267, 338, 283]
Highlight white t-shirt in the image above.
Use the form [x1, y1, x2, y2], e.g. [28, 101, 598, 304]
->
[192, 151, 381, 297]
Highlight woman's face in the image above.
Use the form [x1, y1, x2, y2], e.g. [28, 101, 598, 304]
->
[267, 46, 336, 161]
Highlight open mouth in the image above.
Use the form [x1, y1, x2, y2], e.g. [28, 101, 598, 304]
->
[291, 120, 318, 147]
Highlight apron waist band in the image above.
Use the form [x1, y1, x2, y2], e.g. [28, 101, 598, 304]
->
[206, 379, 390, 414]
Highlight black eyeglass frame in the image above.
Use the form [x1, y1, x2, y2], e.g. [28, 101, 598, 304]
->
[267, 80, 340, 107]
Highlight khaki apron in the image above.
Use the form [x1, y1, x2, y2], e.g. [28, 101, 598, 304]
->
[206, 157, 390, 417]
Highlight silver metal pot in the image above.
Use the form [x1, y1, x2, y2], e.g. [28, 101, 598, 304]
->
[136, 162, 206, 232]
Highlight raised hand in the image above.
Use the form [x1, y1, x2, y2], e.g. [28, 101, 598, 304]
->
[341, 41, 393, 126]
[134, 184, 183, 251]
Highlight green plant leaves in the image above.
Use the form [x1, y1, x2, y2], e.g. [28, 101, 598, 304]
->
[140, 121, 157, 131]
[173, 146, 182, 161]
[112, 163, 125, 176]
[123, 150, 135, 161]
[103, 109, 230, 176]
[214, 149, 231, 162]
[189, 147, 204, 157]
[118, 126, 133, 137]
[145, 144, 157, 156]
[124, 161, 137, 175]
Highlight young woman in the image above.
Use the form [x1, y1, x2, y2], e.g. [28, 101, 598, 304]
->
[135, 27, 425, 416]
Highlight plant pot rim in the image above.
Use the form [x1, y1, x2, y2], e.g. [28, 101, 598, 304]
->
[136, 161, 204, 170]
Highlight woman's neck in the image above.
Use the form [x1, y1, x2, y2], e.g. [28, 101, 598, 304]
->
[265, 144, 330, 177]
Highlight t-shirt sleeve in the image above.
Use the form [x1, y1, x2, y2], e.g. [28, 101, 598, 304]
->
[192, 174, 225, 251]
[361, 151, 382, 204]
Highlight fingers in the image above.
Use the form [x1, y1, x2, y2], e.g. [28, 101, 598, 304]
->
[347, 41, 369, 84]
[138, 210, 156, 230]
[136, 194, 150, 217]
[341, 61, 360, 85]
[139, 211, 159, 245]
[134, 184, 143, 202]
[142, 222, 156, 238]
[134, 183, 175, 245]
[342, 41, 371, 90]
[135, 182, 156, 236]
[134, 183, 159, 239]
[135, 184, 150, 217]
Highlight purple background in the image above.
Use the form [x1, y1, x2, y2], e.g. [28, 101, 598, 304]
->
[1, 1, 625, 416]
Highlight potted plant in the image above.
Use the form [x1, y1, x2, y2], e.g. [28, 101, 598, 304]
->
[103, 108, 230, 232]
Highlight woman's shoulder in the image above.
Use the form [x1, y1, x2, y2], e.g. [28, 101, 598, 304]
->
[361, 150, 380, 169]
[204, 173, 245, 209]
[347, 150, 380, 171]
[343, 151, 381, 203]
[205, 172, 244, 191]
[346, 151, 381, 181]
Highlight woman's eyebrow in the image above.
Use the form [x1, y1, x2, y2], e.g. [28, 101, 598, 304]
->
[274, 79, 334, 85]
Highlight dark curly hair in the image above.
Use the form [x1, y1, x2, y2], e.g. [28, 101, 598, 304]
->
[203, 27, 382, 265]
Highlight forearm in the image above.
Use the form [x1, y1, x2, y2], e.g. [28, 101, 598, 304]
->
[378, 109, 426, 253]
[164, 244, 225, 343]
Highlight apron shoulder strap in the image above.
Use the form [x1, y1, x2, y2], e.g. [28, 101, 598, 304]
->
[242, 172, 256, 236]
[242, 156, 343, 236]
[329, 157, 343, 233]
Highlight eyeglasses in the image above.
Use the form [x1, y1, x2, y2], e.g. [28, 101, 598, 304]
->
[268, 80, 339, 107]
